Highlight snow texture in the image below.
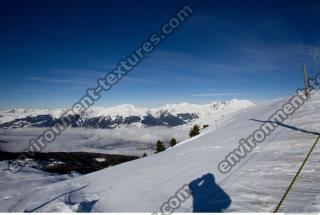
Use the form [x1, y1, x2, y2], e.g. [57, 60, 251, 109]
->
[1, 93, 320, 212]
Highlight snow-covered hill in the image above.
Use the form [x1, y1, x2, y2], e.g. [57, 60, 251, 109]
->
[1, 92, 320, 212]
[0, 99, 253, 129]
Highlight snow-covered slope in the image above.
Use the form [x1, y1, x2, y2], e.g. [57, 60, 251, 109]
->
[0, 161, 74, 212]
[0, 99, 253, 128]
[2, 92, 320, 212]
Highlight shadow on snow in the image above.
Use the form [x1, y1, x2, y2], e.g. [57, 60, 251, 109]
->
[189, 173, 231, 212]
[250, 119, 320, 136]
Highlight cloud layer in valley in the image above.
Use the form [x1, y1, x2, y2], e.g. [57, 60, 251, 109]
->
[0, 127, 188, 156]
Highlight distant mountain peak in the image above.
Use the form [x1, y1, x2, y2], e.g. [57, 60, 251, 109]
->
[0, 99, 254, 129]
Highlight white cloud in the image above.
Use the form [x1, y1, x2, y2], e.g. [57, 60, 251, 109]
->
[28, 76, 90, 85]
[192, 91, 287, 97]
[0, 127, 188, 156]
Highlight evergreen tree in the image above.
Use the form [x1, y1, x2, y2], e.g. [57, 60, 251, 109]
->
[170, 138, 177, 147]
[156, 140, 165, 153]
[189, 125, 200, 138]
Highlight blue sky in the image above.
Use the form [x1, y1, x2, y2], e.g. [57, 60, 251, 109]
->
[0, 0, 319, 109]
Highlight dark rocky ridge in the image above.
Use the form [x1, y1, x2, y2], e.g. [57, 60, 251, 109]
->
[0, 112, 199, 129]
[0, 151, 139, 174]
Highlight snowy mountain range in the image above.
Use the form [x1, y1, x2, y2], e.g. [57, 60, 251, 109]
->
[2, 92, 320, 212]
[0, 99, 254, 129]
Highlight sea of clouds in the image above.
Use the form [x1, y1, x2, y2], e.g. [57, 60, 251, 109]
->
[0, 127, 189, 156]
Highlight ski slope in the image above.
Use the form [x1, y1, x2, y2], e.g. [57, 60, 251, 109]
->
[1, 92, 320, 212]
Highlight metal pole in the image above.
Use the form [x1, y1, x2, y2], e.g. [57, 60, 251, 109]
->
[314, 52, 316, 79]
[311, 49, 318, 79]
[304, 65, 309, 98]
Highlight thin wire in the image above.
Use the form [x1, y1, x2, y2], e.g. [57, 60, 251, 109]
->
[273, 135, 320, 212]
